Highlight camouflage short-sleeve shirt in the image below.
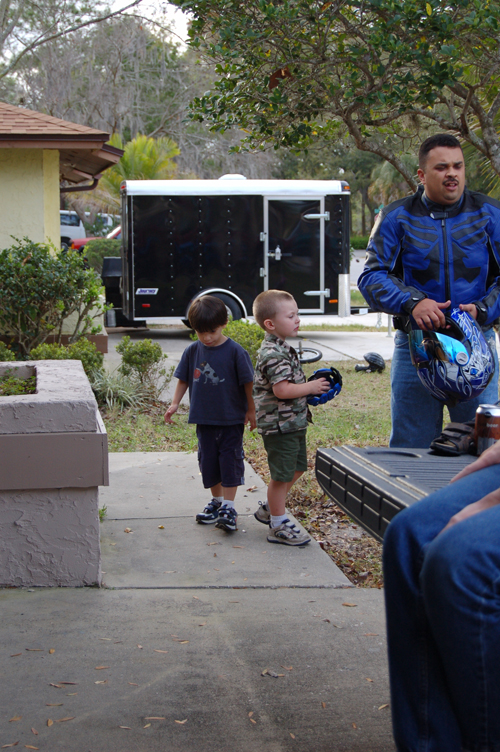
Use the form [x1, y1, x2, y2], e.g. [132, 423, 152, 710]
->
[253, 332, 308, 435]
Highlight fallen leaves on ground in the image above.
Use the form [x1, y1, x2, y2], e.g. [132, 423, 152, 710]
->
[246, 453, 384, 588]
[261, 668, 283, 678]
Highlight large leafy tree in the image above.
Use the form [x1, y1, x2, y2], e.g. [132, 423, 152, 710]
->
[172, 0, 500, 189]
[0, 0, 145, 80]
[13, 14, 184, 139]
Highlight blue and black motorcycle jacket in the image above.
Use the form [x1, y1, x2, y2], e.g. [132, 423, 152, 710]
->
[358, 185, 500, 328]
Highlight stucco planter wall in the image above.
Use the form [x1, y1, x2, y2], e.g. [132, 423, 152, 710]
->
[0, 360, 108, 587]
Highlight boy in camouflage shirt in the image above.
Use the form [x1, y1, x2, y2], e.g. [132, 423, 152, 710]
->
[252, 290, 330, 545]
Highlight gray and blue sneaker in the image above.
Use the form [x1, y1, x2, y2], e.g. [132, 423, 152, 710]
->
[196, 499, 221, 524]
[215, 505, 238, 532]
[254, 501, 271, 525]
[267, 518, 310, 546]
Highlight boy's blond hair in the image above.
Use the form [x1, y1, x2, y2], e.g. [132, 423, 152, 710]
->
[253, 290, 295, 329]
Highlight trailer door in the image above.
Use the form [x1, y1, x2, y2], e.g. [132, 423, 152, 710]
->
[264, 198, 327, 313]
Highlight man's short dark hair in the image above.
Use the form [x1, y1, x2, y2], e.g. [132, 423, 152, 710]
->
[419, 134, 463, 170]
[188, 295, 228, 332]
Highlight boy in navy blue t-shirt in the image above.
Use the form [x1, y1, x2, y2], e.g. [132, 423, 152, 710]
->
[165, 296, 256, 532]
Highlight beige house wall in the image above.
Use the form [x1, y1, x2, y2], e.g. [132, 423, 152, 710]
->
[0, 148, 60, 250]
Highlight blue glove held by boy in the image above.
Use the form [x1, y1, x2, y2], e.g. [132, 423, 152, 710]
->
[306, 367, 343, 406]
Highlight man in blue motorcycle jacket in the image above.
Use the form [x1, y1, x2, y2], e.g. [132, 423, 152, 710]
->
[358, 134, 500, 447]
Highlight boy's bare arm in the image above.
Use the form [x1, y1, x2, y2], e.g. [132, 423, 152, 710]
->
[243, 381, 257, 430]
[272, 377, 330, 400]
[165, 380, 188, 424]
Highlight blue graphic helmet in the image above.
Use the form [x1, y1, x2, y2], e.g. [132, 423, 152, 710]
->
[409, 308, 494, 407]
[307, 367, 343, 406]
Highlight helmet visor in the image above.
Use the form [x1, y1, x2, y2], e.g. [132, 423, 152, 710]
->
[409, 330, 470, 369]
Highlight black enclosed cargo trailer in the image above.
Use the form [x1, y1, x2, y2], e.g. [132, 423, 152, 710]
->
[116, 176, 351, 323]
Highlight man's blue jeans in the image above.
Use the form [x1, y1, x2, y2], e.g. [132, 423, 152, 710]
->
[390, 329, 499, 448]
[384, 466, 500, 752]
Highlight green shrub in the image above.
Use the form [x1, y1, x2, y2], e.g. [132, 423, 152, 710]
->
[0, 342, 16, 362]
[116, 336, 172, 400]
[84, 238, 121, 274]
[350, 234, 369, 250]
[30, 339, 104, 379]
[0, 238, 105, 356]
[222, 319, 266, 366]
[30, 342, 67, 360]
[90, 369, 149, 410]
[67, 338, 104, 377]
[0, 369, 36, 396]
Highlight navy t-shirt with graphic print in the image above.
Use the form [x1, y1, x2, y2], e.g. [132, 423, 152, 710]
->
[174, 338, 254, 425]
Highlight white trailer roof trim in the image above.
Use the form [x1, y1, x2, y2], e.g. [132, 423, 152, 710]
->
[122, 179, 349, 197]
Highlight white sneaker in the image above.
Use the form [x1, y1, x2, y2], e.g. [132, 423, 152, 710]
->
[267, 518, 310, 546]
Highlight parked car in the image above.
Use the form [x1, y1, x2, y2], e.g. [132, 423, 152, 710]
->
[70, 225, 121, 252]
[60, 210, 85, 250]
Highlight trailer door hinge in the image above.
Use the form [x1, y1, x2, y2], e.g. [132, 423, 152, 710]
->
[260, 231, 266, 242]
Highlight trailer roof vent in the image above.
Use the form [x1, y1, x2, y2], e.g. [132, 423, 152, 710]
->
[218, 173, 247, 180]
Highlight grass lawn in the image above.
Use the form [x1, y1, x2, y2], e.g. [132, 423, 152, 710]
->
[103, 357, 391, 588]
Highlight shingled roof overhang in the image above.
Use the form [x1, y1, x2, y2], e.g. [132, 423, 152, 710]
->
[0, 102, 123, 185]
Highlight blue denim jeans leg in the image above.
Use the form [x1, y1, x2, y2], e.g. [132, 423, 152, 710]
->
[390, 328, 499, 448]
[383, 465, 500, 752]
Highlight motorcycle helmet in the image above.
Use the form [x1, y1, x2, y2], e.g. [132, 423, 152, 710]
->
[307, 367, 343, 406]
[409, 307, 494, 406]
[355, 352, 386, 373]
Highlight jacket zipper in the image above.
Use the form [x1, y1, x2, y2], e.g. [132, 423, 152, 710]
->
[442, 216, 451, 302]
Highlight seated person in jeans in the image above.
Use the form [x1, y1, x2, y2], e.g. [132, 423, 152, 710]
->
[384, 441, 500, 751]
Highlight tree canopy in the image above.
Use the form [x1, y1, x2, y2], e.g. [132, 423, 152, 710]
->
[172, 0, 500, 188]
[0, 0, 147, 80]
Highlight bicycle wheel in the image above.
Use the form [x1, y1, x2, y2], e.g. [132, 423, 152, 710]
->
[298, 347, 323, 364]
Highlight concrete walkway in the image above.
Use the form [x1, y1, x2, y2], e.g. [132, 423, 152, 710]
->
[0, 452, 394, 752]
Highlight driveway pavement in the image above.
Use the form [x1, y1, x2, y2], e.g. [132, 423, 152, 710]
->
[0, 452, 395, 751]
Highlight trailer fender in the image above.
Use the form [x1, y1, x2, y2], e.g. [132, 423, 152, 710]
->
[185, 289, 247, 323]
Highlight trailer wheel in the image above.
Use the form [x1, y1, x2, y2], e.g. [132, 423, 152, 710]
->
[210, 293, 243, 321]
[298, 346, 323, 364]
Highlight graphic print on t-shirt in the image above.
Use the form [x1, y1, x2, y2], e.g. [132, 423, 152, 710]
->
[193, 360, 226, 385]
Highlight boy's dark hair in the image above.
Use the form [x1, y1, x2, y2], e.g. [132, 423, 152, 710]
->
[188, 295, 228, 332]
[253, 289, 295, 329]
[418, 134, 463, 170]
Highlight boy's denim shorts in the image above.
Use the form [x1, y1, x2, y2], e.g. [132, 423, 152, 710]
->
[196, 424, 245, 489]
[262, 429, 307, 483]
